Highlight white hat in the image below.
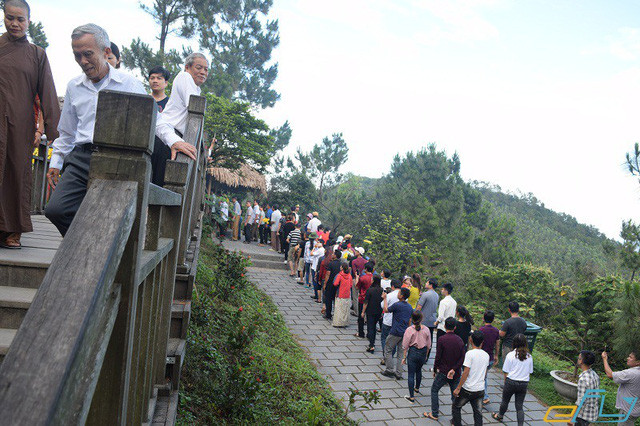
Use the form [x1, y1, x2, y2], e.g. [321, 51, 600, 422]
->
[356, 247, 365, 255]
[336, 236, 344, 243]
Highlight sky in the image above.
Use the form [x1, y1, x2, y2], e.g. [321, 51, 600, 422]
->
[8, 0, 640, 240]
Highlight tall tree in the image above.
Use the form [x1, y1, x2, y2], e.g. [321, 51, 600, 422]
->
[122, 0, 193, 78]
[28, 21, 48, 49]
[204, 94, 275, 172]
[620, 220, 640, 281]
[185, 0, 280, 107]
[626, 142, 640, 182]
[296, 133, 349, 204]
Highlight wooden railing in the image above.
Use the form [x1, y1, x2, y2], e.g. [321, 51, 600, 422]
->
[0, 90, 207, 425]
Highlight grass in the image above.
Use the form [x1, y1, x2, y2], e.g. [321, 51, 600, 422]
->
[177, 232, 355, 425]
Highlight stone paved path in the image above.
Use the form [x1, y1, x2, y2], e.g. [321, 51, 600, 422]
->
[223, 240, 551, 425]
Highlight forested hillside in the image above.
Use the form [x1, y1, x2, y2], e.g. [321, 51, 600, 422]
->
[474, 184, 623, 282]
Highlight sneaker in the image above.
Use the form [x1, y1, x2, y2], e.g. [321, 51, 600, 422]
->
[366, 347, 375, 353]
[394, 373, 403, 380]
[381, 370, 395, 378]
[404, 395, 415, 403]
[414, 388, 421, 394]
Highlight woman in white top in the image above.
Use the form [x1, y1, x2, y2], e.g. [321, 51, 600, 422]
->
[492, 334, 533, 425]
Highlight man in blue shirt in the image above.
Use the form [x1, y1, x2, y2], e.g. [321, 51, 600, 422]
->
[382, 287, 413, 379]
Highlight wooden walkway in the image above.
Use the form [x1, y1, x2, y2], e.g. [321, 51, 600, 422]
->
[0, 215, 62, 361]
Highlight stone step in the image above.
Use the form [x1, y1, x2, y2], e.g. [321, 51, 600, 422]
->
[0, 327, 17, 364]
[245, 251, 285, 262]
[0, 286, 37, 328]
[249, 258, 289, 271]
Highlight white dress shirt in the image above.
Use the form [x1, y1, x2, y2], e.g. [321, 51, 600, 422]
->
[220, 201, 229, 221]
[253, 205, 260, 223]
[382, 289, 399, 326]
[307, 217, 321, 233]
[155, 70, 201, 146]
[234, 201, 241, 216]
[51, 65, 178, 170]
[436, 294, 457, 332]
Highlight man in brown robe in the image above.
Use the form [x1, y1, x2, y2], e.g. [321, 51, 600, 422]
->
[0, 0, 60, 248]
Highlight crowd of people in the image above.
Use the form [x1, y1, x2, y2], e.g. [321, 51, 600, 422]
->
[222, 201, 640, 426]
[1, 0, 204, 247]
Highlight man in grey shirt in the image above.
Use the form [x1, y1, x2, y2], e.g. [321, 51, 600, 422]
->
[602, 350, 640, 426]
[417, 278, 440, 363]
[499, 301, 527, 359]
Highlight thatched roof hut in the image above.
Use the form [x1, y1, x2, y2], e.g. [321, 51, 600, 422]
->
[207, 163, 267, 194]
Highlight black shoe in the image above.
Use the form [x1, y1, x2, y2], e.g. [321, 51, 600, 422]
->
[395, 373, 403, 380]
[380, 359, 386, 366]
[366, 347, 375, 354]
[381, 370, 395, 378]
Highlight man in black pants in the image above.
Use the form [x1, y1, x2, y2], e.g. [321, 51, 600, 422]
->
[323, 250, 342, 320]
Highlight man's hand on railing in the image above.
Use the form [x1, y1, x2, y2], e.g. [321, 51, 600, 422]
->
[33, 131, 43, 147]
[46, 167, 60, 188]
[171, 141, 197, 161]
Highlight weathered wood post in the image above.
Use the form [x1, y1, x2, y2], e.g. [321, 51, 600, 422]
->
[86, 90, 157, 425]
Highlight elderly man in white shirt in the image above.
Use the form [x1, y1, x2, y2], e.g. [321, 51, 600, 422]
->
[151, 52, 208, 185]
[44, 24, 194, 236]
[434, 282, 457, 340]
[307, 212, 321, 234]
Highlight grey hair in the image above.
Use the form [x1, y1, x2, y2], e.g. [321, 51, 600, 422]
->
[3, 0, 31, 18]
[71, 23, 110, 51]
[185, 52, 209, 67]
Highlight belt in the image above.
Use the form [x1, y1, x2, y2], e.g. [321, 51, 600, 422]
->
[74, 143, 95, 153]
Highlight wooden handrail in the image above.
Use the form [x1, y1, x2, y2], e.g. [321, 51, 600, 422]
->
[0, 90, 207, 425]
[0, 179, 137, 425]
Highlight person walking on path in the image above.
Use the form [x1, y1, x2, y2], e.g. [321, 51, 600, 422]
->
[269, 205, 281, 251]
[454, 305, 473, 350]
[354, 263, 373, 338]
[310, 237, 325, 297]
[602, 350, 640, 426]
[478, 310, 500, 405]
[569, 350, 600, 426]
[424, 317, 465, 421]
[281, 214, 295, 261]
[362, 275, 384, 353]
[417, 278, 439, 364]
[323, 250, 342, 320]
[332, 262, 352, 327]
[287, 223, 301, 276]
[498, 301, 527, 362]
[434, 283, 457, 340]
[381, 287, 413, 380]
[492, 333, 533, 425]
[380, 279, 402, 364]
[243, 201, 254, 243]
[1, 0, 61, 249]
[231, 197, 241, 241]
[452, 330, 490, 426]
[401, 310, 432, 403]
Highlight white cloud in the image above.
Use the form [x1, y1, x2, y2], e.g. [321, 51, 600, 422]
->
[608, 27, 640, 61]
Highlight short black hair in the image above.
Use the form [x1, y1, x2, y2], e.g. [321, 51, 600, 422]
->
[484, 310, 495, 323]
[471, 330, 484, 347]
[580, 350, 596, 367]
[4, 0, 30, 18]
[383, 270, 391, 279]
[365, 263, 374, 273]
[110, 42, 120, 60]
[444, 317, 457, 331]
[334, 250, 342, 258]
[427, 277, 438, 288]
[399, 287, 410, 300]
[508, 301, 520, 313]
[148, 65, 171, 81]
[443, 283, 453, 294]
[391, 278, 402, 289]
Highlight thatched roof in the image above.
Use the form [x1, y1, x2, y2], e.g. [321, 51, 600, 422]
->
[207, 163, 266, 193]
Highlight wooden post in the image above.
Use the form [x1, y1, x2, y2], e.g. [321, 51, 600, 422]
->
[86, 90, 157, 425]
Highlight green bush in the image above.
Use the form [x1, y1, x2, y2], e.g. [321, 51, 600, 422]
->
[178, 235, 354, 425]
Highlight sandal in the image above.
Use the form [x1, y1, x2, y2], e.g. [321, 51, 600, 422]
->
[482, 398, 490, 405]
[492, 413, 503, 422]
[423, 412, 438, 420]
[414, 388, 420, 394]
[0, 232, 21, 249]
[404, 395, 415, 403]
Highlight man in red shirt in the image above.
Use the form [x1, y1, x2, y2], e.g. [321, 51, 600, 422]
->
[355, 263, 373, 338]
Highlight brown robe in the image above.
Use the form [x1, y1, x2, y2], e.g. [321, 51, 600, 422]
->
[0, 32, 60, 233]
